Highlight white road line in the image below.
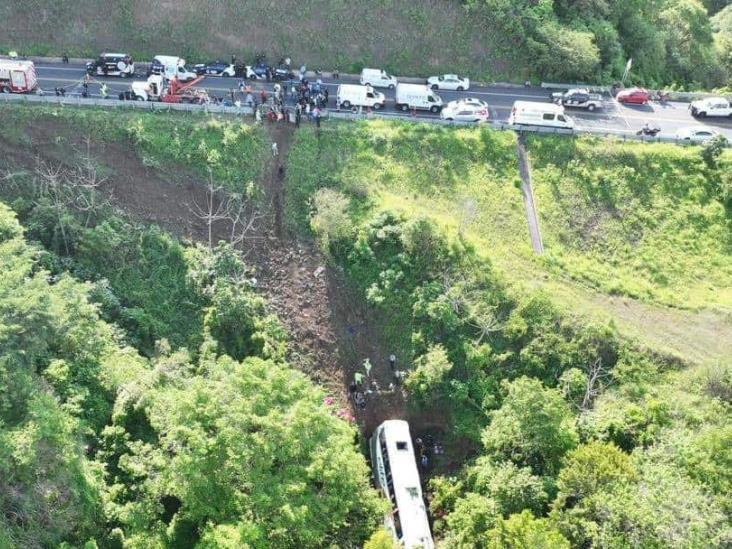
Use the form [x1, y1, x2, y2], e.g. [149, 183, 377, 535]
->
[35, 65, 90, 72]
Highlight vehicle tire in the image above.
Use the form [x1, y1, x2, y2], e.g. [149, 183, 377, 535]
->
[399, 104, 409, 112]
[446, 117, 454, 121]
[431, 84, 439, 90]
[588, 104, 595, 112]
[457, 86, 464, 91]
[135, 95, 145, 101]
[388, 84, 395, 90]
[365, 82, 371, 87]
[342, 100, 351, 109]
[698, 112, 707, 118]
[430, 105, 440, 114]
[373, 102, 382, 110]
[1, 86, 9, 93]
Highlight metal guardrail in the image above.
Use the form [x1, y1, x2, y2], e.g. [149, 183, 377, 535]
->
[541, 82, 611, 94]
[0, 91, 726, 147]
[326, 110, 724, 146]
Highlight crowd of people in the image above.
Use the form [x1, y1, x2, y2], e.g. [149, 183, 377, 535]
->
[237, 76, 329, 127]
[415, 435, 445, 472]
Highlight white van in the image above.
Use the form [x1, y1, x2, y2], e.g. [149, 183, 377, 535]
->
[360, 68, 397, 89]
[149, 56, 197, 82]
[337, 84, 386, 110]
[395, 83, 443, 113]
[508, 101, 575, 129]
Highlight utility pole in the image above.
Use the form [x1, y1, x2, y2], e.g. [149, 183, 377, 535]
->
[621, 58, 632, 85]
[516, 134, 544, 255]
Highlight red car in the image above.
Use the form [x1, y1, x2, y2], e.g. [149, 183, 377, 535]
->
[615, 87, 651, 105]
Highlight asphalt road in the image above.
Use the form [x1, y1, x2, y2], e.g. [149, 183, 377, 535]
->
[32, 63, 732, 140]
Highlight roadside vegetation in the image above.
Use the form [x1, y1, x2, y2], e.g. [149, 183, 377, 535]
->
[0, 108, 385, 547]
[289, 121, 732, 312]
[1, 104, 730, 547]
[2, 0, 731, 88]
[289, 120, 732, 546]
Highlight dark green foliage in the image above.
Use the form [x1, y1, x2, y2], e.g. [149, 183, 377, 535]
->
[102, 351, 385, 548]
[288, 120, 732, 547]
[468, 0, 727, 86]
[0, 204, 114, 547]
[482, 377, 579, 476]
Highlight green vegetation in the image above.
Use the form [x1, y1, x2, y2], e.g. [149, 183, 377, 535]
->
[2, 103, 731, 547]
[0, 105, 266, 194]
[2, 0, 730, 87]
[288, 121, 732, 312]
[0, 109, 384, 547]
[0, 200, 383, 547]
[287, 120, 732, 547]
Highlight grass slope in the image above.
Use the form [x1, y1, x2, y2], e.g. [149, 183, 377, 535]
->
[0, 0, 514, 81]
[287, 121, 732, 362]
[0, 104, 266, 193]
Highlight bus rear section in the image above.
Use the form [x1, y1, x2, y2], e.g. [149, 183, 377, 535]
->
[370, 420, 434, 549]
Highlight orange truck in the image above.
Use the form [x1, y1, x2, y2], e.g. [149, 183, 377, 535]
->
[0, 59, 38, 93]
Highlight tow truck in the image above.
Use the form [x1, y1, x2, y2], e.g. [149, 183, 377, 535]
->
[551, 88, 604, 111]
[122, 74, 209, 104]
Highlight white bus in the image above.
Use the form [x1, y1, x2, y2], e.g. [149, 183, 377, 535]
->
[370, 420, 435, 549]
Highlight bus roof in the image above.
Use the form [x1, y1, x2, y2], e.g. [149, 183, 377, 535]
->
[379, 420, 434, 549]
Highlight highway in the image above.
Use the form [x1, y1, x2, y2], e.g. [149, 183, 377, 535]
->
[31, 62, 732, 141]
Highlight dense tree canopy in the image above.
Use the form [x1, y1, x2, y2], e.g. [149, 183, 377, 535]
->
[0, 200, 384, 548]
[469, 0, 728, 86]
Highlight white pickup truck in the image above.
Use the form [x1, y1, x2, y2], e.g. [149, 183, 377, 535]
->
[689, 97, 732, 118]
[551, 89, 603, 111]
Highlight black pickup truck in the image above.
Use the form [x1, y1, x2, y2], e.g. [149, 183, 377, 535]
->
[551, 89, 604, 111]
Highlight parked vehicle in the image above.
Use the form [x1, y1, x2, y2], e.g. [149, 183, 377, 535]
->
[360, 68, 397, 89]
[689, 97, 732, 118]
[86, 53, 135, 77]
[148, 56, 197, 82]
[551, 88, 603, 111]
[193, 60, 235, 77]
[370, 421, 435, 549]
[457, 97, 489, 110]
[508, 101, 575, 129]
[337, 84, 386, 110]
[440, 99, 489, 122]
[0, 59, 37, 93]
[395, 83, 443, 113]
[129, 74, 165, 101]
[272, 64, 295, 81]
[426, 74, 469, 91]
[615, 87, 651, 105]
[675, 126, 719, 142]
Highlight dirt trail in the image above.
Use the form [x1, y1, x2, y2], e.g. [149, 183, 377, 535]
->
[253, 125, 410, 434]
